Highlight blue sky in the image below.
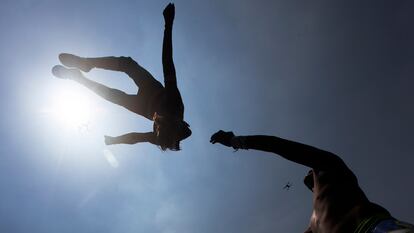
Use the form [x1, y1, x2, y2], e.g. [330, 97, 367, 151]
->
[1, 0, 413, 232]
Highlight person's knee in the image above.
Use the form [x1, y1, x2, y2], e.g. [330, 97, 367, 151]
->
[120, 56, 137, 66]
[119, 56, 140, 73]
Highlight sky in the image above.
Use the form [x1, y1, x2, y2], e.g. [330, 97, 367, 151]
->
[1, 0, 413, 232]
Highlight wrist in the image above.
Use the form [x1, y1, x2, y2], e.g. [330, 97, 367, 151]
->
[231, 136, 247, 150]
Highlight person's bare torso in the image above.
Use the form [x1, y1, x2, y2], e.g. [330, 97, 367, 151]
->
[307, 167, 377, 233]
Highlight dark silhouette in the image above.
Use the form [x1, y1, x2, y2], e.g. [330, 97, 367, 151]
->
[283, 182, 292, 190]
[52, 3, 191, 151]
[210, 130, 414, 233]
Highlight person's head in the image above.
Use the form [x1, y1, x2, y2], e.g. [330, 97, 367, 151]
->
[153, 113, 192, 151]
[304, 170, 314, 192]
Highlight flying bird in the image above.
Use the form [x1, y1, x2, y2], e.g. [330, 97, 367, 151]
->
[283, 182, 292, 190]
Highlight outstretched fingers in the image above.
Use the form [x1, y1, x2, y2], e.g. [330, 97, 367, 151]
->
[210, 130, 235, 147]
[210, 130, 224, 143]
[163, 3, 175, 23]
[104, 135, 116, 145]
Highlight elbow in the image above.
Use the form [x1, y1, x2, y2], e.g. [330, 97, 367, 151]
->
[317, 151, 346, 170]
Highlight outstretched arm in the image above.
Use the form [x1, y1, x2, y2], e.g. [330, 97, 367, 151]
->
[105, 132, 156, 145]
[210, 130, 344, 170]
[162, 3, 177, 88]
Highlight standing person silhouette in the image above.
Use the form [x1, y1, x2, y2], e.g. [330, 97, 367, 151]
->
[210, 130, 414, 233]
[52, 3, 191, 151]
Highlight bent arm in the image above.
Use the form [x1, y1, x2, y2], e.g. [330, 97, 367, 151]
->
[236, 135, 344, 170]
[105, 132, 156, 145]
[162, 6, 177, 88]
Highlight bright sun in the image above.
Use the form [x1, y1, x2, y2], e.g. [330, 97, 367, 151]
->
[46, 87, 94, 129]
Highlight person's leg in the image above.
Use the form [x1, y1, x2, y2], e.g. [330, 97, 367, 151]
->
[59, 54, 161, 88]
[52, 65, 146, 115]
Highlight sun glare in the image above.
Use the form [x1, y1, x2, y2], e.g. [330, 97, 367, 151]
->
[46, 87, 95, 129]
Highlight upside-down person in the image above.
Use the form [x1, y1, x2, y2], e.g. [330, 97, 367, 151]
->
[52, 3, 191, 151]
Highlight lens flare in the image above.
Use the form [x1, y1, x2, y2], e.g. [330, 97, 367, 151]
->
[103, 148, 119, 168]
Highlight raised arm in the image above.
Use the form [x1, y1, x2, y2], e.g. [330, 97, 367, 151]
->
[162, 3, 177, 88]
[210, 130, 345, 170]
[105, 132, 156, 145]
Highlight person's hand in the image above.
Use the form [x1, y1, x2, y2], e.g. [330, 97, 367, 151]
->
[163, 3, 175, 24]
[104, 135, 114, 145]
[210, 130, 235, 147]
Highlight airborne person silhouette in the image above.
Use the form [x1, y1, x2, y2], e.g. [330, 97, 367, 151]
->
[210, 130, 414, 233]
[52, 3, 191, 151]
